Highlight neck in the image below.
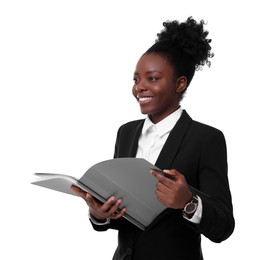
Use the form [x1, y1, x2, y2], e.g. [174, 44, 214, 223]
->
[149, 106, 180, 124]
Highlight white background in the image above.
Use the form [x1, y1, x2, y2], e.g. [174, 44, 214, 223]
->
[1, 0, 277, 259]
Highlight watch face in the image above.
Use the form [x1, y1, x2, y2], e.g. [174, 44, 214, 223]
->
[186, 202, 197, 214]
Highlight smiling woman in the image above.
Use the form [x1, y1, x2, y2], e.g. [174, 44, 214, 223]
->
[132, 18, 213, 124]
[72, 16, 234, 260]
[132, 53, 185, 124]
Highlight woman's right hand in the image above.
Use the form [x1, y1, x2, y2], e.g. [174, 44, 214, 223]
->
[70, 185, 126, 221]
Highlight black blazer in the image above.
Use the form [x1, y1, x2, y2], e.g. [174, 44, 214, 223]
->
[91, 110, 235, 260]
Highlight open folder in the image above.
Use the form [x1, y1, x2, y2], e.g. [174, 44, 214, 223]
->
[32, 158, 168, 230]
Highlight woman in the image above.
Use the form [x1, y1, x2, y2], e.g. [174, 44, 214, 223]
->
[72, 17, 235, 260]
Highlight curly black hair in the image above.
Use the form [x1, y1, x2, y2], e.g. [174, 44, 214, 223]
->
[145, 17, 214, 88]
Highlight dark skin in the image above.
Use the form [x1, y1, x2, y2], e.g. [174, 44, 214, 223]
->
[70, 186, 126, 221]
[71, 53, 193, 220]
[132, 53, 186, 124]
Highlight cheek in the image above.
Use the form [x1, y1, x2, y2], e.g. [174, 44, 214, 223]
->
[132, 85, 137, 98]
[152, 84, 175, 98]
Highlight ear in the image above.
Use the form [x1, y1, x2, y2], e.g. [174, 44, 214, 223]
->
[176, 76, 187, 93]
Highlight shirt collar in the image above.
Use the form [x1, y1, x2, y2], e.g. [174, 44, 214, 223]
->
[141, 107, 183, 137]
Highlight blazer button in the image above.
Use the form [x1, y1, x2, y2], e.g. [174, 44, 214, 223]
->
[126, 247, 133, 255]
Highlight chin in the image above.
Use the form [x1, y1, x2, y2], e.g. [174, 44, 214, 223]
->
[139, 107, 151, 115]
[140, 110, 148, 115]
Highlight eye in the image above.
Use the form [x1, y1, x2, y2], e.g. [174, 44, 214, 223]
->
[149, 76, 159, 82]
[133, 77, 139, 84]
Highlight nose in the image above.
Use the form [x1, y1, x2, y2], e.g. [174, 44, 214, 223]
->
[135, 79, 148, 92]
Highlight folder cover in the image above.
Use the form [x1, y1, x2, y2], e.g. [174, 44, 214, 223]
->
[32, 158, 167, 230]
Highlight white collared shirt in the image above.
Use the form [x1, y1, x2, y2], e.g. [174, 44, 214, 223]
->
[135, 107, 183, 165]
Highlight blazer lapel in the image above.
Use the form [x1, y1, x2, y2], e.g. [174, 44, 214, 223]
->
[155, 110, 192, 170]
[127, 120, 144, 157]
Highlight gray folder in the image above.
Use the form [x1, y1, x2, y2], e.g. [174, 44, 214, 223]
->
[32, 158, 167, 230]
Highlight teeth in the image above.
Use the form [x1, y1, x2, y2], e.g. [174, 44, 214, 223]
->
[138, 96, 152, 101]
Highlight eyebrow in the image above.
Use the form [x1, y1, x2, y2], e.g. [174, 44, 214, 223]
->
[134, 70, 163, 76]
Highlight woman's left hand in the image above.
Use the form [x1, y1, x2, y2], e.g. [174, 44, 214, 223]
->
[150, 169, 193, 209]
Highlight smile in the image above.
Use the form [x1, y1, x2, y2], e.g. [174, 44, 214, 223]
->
[137, 96, 153, 104]
[138, 96, 152, 101]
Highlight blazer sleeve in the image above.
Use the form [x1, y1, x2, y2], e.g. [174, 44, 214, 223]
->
[192, 130, 235, 242]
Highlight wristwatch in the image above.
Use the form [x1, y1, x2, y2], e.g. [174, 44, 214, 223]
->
[182, 195, 198, 218]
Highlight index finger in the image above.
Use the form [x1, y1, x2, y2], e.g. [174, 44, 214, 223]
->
[150, 169, 174, 186]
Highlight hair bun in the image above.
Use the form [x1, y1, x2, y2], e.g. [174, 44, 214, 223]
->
[156, 17, 214, 69]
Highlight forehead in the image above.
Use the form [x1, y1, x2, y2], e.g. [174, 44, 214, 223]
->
[135, 53, 174, 74]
